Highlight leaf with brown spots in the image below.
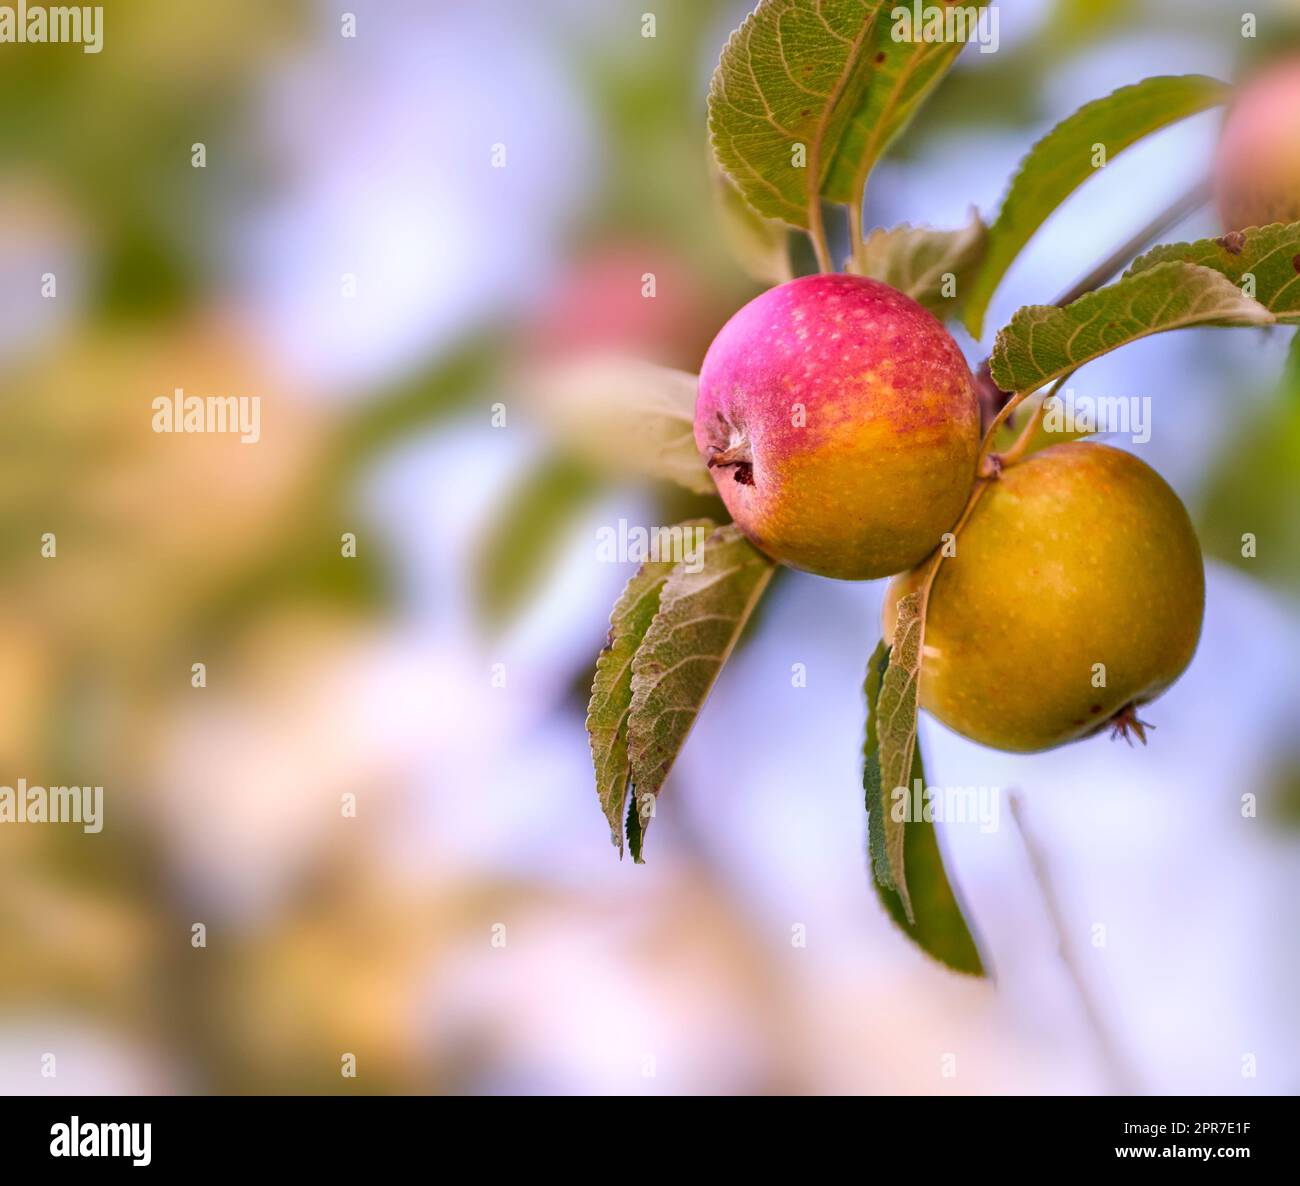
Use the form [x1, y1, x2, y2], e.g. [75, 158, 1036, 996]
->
[708, 0, 886, 229]
[990, 261, 1273, 396]
[1127, 221, 1300, 322]
[709, 2, 986, 236]
[625, 524, 776, 861]
[823, 4, 991, 210]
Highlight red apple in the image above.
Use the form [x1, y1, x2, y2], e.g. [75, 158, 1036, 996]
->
[694, 274, 979, 580]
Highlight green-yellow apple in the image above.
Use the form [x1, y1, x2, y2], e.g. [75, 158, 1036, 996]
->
[883, 443, 1205, 753]
[694, 273, 979, 580]
[1216, 59, 1300, 230]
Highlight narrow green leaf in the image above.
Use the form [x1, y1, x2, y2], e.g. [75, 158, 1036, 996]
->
[850, 216, 987, 315]
[873, 590, 927, 919]
[713, 163, 792, 286]
[1285, 322, 1300, 387]
[626, 783, 645, 863]
[963, 75, 1232, 339]
[528, 358, 714, 496]
[707, 0, 885, 228]
[336, 330, 499, 475]
[891, 745, 986, 975]
[863, 647, 982, 972]
[587, 530, 711, 855]
[863, 638, 893, 890]
[626, 524, 776, 858]
[1127, 221, 1300, 321]
[990, 261, 1273, 396]
[473, 454, 602, 631]
[823, 3, 989, 206]
[1199, 328, 1300, 596]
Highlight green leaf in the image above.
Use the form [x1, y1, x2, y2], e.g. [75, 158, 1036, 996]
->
[890, 746, 986, 975]
[707, 0, 885, 228]
[822, 3, 989, 207]
[527, 358, 714, 496]
[713, 163, 793, 286]
[850, 216, 987, 315]
[1127, 221, 1300, 321]
[625, 523, 776, 859]
[864, 630, 984, 975]
[863, 637, 893, 889]
[989, 261, 1273, 396]
[963, 75, 1232, 339]
[708, 2, 984, 232]
[1283, 323, 1300, 388]
[871, 589, 928, 918]
[1199, 328, 1300, 596]
[625, 784, 645, 863]
[336, 330, 500, 476]
[473, 454, 602, 632]
[586, 529, 712, 856]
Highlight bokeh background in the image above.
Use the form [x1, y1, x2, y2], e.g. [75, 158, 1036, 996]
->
[1, 0, 1298, 1094]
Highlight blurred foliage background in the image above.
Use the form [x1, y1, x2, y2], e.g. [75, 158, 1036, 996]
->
[0, 0, 1297, 1094]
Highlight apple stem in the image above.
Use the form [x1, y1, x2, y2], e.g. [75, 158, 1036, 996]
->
[848, 198, 865, 271]
[976, 371, 1075, 478]
[997, 394, 1052, 466]
[808, 202, 833, 273]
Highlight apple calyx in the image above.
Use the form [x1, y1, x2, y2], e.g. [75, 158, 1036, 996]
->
[1108, 703, 1154, 746]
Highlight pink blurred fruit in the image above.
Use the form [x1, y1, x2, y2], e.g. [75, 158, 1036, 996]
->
[694, 274, 979, 580]
[526, 241, 723, 371]
[1216, 60, 1300, 230]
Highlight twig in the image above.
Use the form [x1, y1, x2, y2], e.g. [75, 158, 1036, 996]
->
[976, 179, 1211, 431]
[1009, 793, 1145, 1095]
[1051, 179, 1212, 309]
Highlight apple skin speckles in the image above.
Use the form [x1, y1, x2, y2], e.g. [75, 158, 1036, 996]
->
[695, 273, 979, 581]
